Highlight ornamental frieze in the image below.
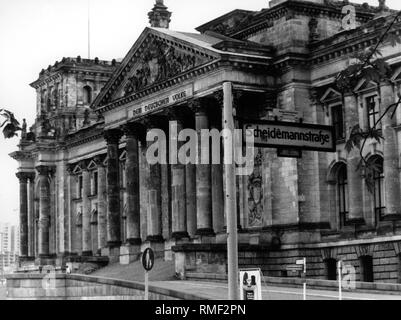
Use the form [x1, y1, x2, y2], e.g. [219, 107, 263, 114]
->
[123, 39, 199, 97]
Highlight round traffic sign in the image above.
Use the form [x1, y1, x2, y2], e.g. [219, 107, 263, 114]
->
[142, 248, 155, 271]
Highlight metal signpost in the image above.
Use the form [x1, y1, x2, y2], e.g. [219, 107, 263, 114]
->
[236, 111, 335, 300]
[338, 260, 343, 300]
[296, 258, 307, 300]
[142, 248, 155, 300]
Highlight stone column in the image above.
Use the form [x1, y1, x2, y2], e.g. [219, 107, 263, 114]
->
[104, 129, 123, 250]
[16, 172, 29, 259]
[210, 120, 224, 234]
[193, 101, 214, 236]
[36, 166, 52, 258]
[380, 82, 401, 220]
[28, 174, 35, 258]
[81, 162, 92, 256]
[344, 92, 364, 224]
[95, 157, 107, 251]
[124, 124, 142, 245]
[146, 120, 164, 243]
[169, 117, 189, 240]
[186, 164, 197, 238]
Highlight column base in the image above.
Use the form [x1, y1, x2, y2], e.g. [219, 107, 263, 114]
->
[195, 228, 215, 236]
[142, 240, 165, 259]
[81, 251, 93, 257]
[107, 241, 122, 249]
[172, 231, 190, 241]
[377, 220, 395, 235]
[126, 238, 142, 246]
[194, 228, 216, 244]
[346, 218, 365, 225]
[146, 235, 164, 243]
[382, 214, 401, 221]
[102, 247, 120, 264]
[119, 244, 141, 265]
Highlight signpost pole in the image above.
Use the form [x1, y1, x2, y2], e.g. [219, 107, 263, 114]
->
[338, 260, 342, 300]
[223, 81, 239, 300]
[142, 248, 154, 301]
[145, 270, 149, 300]
[302, 258, 306, 300]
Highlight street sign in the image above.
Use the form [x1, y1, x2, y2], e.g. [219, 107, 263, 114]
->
[286, 265, 303, 272]
[241, 119, 335, 152]
[142, 248, 155, 301]
[239, 269, 262, 300]
[142, 248, 155, 272]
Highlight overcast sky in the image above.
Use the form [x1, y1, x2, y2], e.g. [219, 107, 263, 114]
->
[0, 0, 400, 225]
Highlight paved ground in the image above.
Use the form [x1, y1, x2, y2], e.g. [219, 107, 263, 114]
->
[0, 286, 6, 300]
[151, 280, 401, 300]
[92, 259, 176, 282]
[91, 262, 401, 300]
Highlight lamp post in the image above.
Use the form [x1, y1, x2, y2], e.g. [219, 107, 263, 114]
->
[223, 82, 239, 300]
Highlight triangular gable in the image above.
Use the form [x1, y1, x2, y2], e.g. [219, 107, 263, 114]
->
[354, 79, 378, 92]
[92, 27, 219, 108]
[72, 164, 83, 175]
[320, 88, 342, 103]
[392, 65, 401, 81]
[87, 160, 98, 171]
[119, 150, 127, 161]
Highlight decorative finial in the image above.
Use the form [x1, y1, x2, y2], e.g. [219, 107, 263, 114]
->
[375, 0, 390, 18]
[148, 0, 172, 28]
[378, 0, 387, 10]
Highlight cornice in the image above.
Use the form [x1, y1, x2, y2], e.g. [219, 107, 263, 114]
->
[230, 0, 375, 40]
[96, 58, 270, 115]
[309, 16, 401, 66]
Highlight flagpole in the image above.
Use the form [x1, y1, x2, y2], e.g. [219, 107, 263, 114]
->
[88, 0, 91, 59]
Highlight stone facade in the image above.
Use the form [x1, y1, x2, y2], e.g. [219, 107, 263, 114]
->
[10, 0, 401, 284]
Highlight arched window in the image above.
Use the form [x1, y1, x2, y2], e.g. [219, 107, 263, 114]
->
[83, 86, 92, 105]
[369, 156, 385, 223]
[337, 164, 349, 227]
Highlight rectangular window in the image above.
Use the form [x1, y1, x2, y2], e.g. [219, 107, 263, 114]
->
[91, 171, 98, 196]
[331, 104, 345, 141]
[77, 175, 83, 199]
[366, 95, 380, 130]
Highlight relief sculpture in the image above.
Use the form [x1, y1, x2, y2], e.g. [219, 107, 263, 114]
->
[124, 39, 196, 96]
[248, 149, 263, 228]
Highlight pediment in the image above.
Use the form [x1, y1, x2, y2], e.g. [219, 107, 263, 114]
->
[87, 160, 98, 171]
[93, 28, 219, 107]
[72, 164, 83, 175]
[119, 150, 127, 161]
[392, 65, 401, 82]
[320, 88, 342, 103]
[354, 79, 378, 92]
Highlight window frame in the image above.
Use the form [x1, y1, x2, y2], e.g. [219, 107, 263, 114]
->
[337, 164, 349, 228]
[330, 103, 345, 142]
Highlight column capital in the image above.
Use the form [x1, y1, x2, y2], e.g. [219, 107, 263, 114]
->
[104, 129, 123, 145]
[123, 122, 143, 138]
[79, 160, 88, 171]
[36, 165, 55, 177]
[138, 116, 164, 130]
[16, 172, 35, 183]
[66, 164, 75, 175]
[188, 99, 207, 115]
[162, 107, 185, 124]
[93, 155, 106, 168]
